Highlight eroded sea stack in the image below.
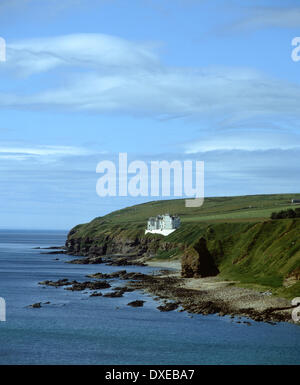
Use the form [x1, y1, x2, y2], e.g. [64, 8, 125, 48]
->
[181, 237, 219, 278]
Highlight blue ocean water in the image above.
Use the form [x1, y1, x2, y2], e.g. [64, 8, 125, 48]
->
[0, 229, 299, 365]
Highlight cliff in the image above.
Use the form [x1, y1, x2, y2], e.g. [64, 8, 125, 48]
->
[182, 237, 219, 278]
[65, 194, 300, 299]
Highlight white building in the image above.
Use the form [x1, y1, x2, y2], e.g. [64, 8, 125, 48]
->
[145, 214, 181, 236]
[292, 199, 300, 204]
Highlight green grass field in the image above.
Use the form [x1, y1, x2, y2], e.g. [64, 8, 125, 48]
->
[98, 193, 300, 224]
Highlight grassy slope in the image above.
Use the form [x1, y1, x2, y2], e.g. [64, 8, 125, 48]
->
[69, 193, 300, 298]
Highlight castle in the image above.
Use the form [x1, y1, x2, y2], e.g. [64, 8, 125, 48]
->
[145, 214, 181, 236]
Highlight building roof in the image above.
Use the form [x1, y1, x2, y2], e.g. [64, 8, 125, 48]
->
[148, 214, 180, 221]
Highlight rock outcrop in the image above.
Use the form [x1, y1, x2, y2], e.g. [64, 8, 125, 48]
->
[29, 302, 42, 309]
[181, 237, 219, 278]
[65, 233, 179, 260]
[127, 300, 145, 307]
[67, 256, 103, 264]
[65, 280, 111, 291]
[157, 302, 179, 312]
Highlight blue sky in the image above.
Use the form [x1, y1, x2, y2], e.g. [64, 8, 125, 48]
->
[1, 0, 300, 229]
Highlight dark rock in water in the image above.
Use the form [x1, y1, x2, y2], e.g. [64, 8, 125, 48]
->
[157, 302, 179, 312]
[38, 279, 77, 287]
[40, 246, 65, 250]
[106, 257, 146, 267]
[158, 269, 174, 276]
[183, 300, 223, 315]
[87, 270, 127, 279]
[87, 270, 149, 282]
[125, 288, 135, 292]
[66, 280, 111, 291]
[114, 286, 135, 293]
[121, 272, 149, 281]
[110, 270, 127, 278]
[87, 256, 104, 264]
[44, 301, 51, 305]
[107, 257, 129, 266]
[181, 237, 219, 278]
[103, 291, 124, 298]
[68, 256, 103, 264]
[68, 257, 85, 264]
[29, 302, 42, 309]
[41, 250, 66, 255]
[127, 300, 145, 307]
[39, 278, 111, 292]
[86, 272, 109, 279]
[88, 270, 148, 281]
[90, 292, 103, 297]
[33, 246, 65, 250]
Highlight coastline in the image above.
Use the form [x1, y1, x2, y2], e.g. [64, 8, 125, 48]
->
[138, 258, 297, 324]
[2, 229, 300, 365]
[55, 250, 298, 324]
[62, 225, 299, 325]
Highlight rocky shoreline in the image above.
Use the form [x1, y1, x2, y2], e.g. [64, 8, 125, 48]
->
[29, 234, 293, 323]
[34, 242, 298, 324]
[128, 270, 297, 324]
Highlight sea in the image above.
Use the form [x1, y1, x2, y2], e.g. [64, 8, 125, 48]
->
[0, 229, 299, 365]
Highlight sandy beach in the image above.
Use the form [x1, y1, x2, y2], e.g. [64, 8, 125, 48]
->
[142, 259, 296, 324]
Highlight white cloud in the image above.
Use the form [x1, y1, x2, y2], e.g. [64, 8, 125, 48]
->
[228, 7, 300, 31]
[185, 129, 300, 153]
[0, 144, 93, 161]
[1, 33, 300, 126]
[6, 34, 159, 76]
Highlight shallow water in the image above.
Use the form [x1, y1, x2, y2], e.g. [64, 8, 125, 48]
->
[0, 230, 299, 365]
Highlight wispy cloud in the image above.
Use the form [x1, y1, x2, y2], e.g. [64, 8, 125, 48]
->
[1, 147, 300, 229]
[0, 143, 95, 161]
[1, 33, 300, 125]
[0, 0, 101, 20]
[226, 6, 300, 32]
[185, 129, 300, 153]
[6, 34, 159, 76]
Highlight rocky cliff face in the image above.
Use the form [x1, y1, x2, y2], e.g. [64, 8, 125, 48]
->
[65, 217, 300, 293]
[65, 232, 177, 259]
[66, 229, 220, 278]
[181, 237, 219, 278]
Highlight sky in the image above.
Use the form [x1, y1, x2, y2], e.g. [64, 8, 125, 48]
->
[1, 0, 300, 229]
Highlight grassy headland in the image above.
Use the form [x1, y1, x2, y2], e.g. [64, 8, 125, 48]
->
[66, 193, 300, 299]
